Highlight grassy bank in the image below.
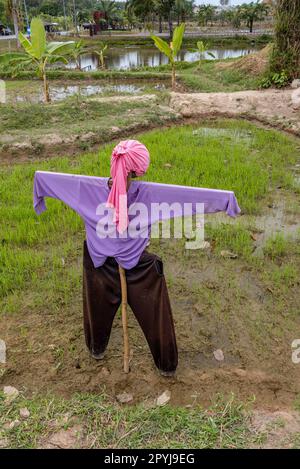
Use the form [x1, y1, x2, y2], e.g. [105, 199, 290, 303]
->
[0, 392, 256, 449]
[0, 93, 178, 159]
[0, 59, 261, 99]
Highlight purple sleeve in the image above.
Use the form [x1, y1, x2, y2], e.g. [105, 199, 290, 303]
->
[140, 182, 241, 221]
[33, 171, 81, 215]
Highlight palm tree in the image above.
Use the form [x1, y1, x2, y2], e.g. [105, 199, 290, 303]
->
[153, 0, 164, 32]
[97, 0, 118, 27]
[128, 0, 176, 36]
[174, 0, 194, 26]
[127, 0, 155, 24]
[5, 0, 21, 46]
[198, 4, 216, 26]
[239, 1, 269, 33]
[160, 0, 176, 36]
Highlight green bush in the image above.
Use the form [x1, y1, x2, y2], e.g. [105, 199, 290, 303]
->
[259, 70, 290, 89]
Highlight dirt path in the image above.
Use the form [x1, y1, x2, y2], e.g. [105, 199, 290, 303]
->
[169, 89, 300, 135]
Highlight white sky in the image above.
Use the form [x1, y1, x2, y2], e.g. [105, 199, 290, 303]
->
[194, 1, 254, 4]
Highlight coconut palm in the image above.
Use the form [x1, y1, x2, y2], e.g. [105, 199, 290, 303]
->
[239, 1, 269, 33]
[174, 0, 194, 25]
[198, 4, 216, 26]
[127, 0, 155, 23]
[159, 0, 175, 36]
[96, 0, 118, 26]
[0, 17, 75, 102]
[151, 22, 185, 89]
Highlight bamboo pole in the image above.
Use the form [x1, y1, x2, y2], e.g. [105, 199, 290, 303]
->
[119, 265, 130, 373]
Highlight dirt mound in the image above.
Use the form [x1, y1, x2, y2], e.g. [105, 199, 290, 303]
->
[169, 89, 300, 136]
[216, 45, 272, 76]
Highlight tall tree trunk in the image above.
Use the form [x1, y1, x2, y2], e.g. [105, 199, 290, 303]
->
[11, 0, 20, 48]
[249, 17, 253, 33]
[159, 15, 162, 33]
[272, 0, 300, 78]
[168, 12, 173, 37]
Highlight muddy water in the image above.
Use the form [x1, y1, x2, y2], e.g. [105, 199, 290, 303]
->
[68, 46, 258, 71]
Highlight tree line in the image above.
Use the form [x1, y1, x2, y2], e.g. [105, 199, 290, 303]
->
[1, 1, 272, 36]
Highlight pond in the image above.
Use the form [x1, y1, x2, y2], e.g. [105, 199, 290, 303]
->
[68, 46, 258, 71]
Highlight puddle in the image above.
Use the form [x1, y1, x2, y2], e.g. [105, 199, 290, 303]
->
[8, 82, 166, 104]
[207, 198, 300, 258]
[192, 127, 254, 145]
[193, 127, 253, 139]
[253, 200, 300, 256]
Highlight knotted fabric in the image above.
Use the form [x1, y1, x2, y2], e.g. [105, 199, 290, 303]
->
[106, 140, 150, 233]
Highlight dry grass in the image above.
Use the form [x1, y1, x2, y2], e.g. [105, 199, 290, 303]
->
[216, 45, 272, 76]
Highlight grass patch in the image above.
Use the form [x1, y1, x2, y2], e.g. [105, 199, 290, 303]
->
[0, 391, 254, 449]
[178, 60, 261, 92]
[264, 233, 291, 259]
[207, 223, 253, 258]
[0, 119, 299, 308]
[0, 97, 165, 132]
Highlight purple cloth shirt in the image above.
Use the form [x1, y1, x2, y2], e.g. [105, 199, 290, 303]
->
[33, 171, 241, 269]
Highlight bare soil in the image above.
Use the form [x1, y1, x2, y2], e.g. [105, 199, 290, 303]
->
[1, 88, 299, 163]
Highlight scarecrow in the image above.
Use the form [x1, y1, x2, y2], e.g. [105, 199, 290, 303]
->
[33, 140, 240, 376]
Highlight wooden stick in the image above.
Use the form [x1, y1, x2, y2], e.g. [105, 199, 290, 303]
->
[118, 265, 130, 373]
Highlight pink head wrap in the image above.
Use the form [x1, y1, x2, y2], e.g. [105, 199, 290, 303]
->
[106, 139, 150, 233]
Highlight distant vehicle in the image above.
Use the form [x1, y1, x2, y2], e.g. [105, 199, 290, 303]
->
[0, 24, 12, 36]
[44, 22, 59, 33]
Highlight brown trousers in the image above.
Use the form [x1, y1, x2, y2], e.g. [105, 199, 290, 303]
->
[82, 242, 178, 372]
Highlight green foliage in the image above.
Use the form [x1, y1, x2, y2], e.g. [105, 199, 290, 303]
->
[0, 17, 75, 101]
[190, 40, 215, 63]
[172, 22, 185, 55]
[271, 0, 300, 78]
[264, 233, 290, 259]
[259, 70, 290, 88]
[0, 0, 7, 24]
[151, 22, 185, 87]
[198, 4, 216, 26]
[238, 1, 270, 33]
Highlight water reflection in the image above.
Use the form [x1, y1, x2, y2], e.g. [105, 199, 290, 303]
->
[67, 47, 257, 71]
[9, 82, 165, 104]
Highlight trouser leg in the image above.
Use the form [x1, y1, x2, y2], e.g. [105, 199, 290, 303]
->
[83, 241, 121, 356]
[126, 252, 178, 373]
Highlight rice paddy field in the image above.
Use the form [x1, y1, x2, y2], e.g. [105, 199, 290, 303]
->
[1, 118, 300, 448]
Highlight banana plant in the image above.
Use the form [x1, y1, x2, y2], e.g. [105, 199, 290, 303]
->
[191, 41, 215, 69]
[66, 40, 108, 71]
[151, 23, 185, 90]
[0, 18, 75, 103]
[68, 39, 86, 70]
[94, 43, 108, 70]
